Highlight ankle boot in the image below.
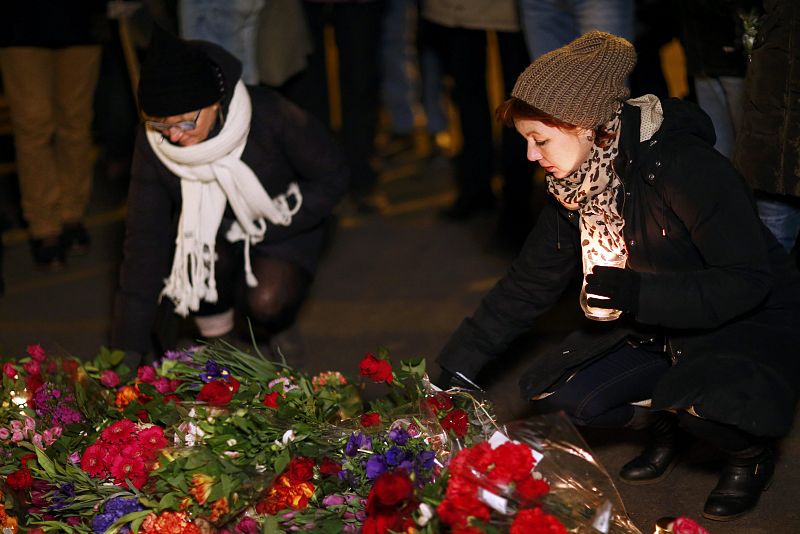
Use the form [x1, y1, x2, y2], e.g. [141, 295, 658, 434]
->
[703, 445, 774, 521]
[619, 414, 679, 485]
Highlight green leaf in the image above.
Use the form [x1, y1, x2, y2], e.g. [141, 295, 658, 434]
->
[34, 447, 57, 478]
[261, 514, 280, 533]
[107, 510, 151, 534]
[273, 447, 291, 474]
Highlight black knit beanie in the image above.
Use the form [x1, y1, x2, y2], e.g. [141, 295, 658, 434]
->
[138, 27, 225, 117]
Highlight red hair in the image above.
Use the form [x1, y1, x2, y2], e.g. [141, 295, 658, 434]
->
[495, 97, 615, 147]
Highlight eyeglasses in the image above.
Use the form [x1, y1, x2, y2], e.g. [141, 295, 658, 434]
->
[145, 109, 202, 132]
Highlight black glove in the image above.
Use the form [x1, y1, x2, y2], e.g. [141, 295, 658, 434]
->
[585, 265, 641, 314]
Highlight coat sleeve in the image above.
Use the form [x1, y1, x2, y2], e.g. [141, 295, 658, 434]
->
[636, 143, 773, 328]
[260, 96, 350, 242]
[111, 130, 176, 354]
[436, 202, 581, 380]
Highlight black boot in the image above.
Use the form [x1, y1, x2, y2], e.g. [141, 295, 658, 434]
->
[703, 445, 774, 521]
[619, 413, 679, 485]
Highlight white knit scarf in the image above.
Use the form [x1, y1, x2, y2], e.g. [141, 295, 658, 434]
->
[146, 80, 303, 316]
[546, 107, 627, 274]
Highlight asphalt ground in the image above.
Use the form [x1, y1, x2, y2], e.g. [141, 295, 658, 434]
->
[0, 144, 798, 534]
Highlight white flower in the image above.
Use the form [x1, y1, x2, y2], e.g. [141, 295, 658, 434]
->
[227, 438, 237, 447]
[282, 429, 296, 444]
[417, 503, 434, 526]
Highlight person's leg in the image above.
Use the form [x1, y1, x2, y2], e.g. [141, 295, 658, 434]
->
[333, 2, 384, 201]
[519, 0, 577, 60]
[193, 237, 241, 339]
[381, 0, 416, 136]
[245, 256, 311, 334]
[573, 0, 634, 43]
[179, 0, 265, 85]
[677, 412, 774, 521]
[54, 45, 102, 252]
[755, 193, 800, 253]
[0, 47, 65, 267]
[534, 343, 670, 427]
[417, 13, 447, 136]
[694, 75, 738, 159]
[438, 27, 494, 218]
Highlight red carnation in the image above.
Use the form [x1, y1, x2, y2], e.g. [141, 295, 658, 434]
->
[6, 467, 33, 491]
[227, 376, 240, 393]
[319, 457, 342, 476]
[368, 469, 414, 508]
[197, 380, 233, 406]
[515, 477, 550, 503]
[360, 412, 381, 428]
[101, 419, 137, 444]
[489, 442, 535, 483]
[510, 507, 567, 534]
[285, 457, 315, 483]
[440, 409, 469, 438]
[263, 391, 280, 408]
[359, 353, 393, 384]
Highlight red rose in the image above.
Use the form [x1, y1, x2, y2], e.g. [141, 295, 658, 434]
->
[359, 353, 393, 384]
[362, 512, 402, 534]
[197, 380, 233, 406]
[263, 391, 280, 408]
[20, 453, 37, 468]
[427, 392, 453, 412]
[26, 344, 46, 362]
[671, 517, 710, 534]
[137, 365, 157, 384]
[440, 409, 469, 438]
[319, 457, 342, 476]
[285, 457, 315, 483]
[360, 412, 381, 428]
[7, 467, 33, 491]
[3, 362, 17, 379]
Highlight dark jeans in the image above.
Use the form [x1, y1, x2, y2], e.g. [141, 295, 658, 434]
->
[534, 341, 671, 427]
[282, 1, 385, 197]
[535, 341, 764, 452]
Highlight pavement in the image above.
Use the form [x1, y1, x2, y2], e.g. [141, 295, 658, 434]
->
[1, 145, 798, 534]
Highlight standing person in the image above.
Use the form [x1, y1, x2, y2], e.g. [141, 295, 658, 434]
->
[518, 0, 633, 60]
[734, 0, 800, 255]
[111, 29, 349, 361]
[422, 0, 532, 244]
[282, 0, 386, 213]
[435, 32, 800, 521]
[0, 1, 106, 269]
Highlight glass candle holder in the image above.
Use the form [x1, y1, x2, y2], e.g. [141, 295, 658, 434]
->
[580, 250, 627, 321]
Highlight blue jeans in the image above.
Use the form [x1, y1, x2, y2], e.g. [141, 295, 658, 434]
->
[179, 0, 265, 85]
[519, 0, 634, 59]
[756, 195, 800, 253]
[694, 76, 745, 159]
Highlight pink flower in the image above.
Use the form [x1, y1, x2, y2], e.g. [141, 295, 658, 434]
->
[10, 420, 22, 432]
[100, 370, 120, 388]
[23, 360, 41, 375]
[26, 344, 47, 362]
[3, 362, 17, 379]
[32, 433, 44, 448]
[68, 451, 81, 464]
[11, 431, 24, 443]
[137, 366, 157, 384]
[153, 377, 174, 394]
[24, 417, 36, 430]
[0, 428, 9, 440]
[671, 517, 710, 534]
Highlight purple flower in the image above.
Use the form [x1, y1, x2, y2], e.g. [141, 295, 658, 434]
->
[92, 512, 117, 533]
[384, 446, 408, 467]
[388, 427, 409, 445]
[344, 432, 372, 456]
[417, 450, 436, 470]
[163, 349, 195, 362]
[365, 455, 387, 480]
[105, 496, 141, 516]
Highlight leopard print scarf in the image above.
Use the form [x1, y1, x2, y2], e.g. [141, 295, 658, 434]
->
[546, 107, 627, 272]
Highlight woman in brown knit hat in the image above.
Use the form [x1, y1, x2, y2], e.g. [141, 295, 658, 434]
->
[435, 31, 800, 522]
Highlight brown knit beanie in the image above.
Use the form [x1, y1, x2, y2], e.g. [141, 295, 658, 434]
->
[511, 31, 637, 129]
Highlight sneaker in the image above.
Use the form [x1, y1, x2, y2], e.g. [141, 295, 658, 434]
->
[61, 222, 90, 256]
[31, 236, 66, 271]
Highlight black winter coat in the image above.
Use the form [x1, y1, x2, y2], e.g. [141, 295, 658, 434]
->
[111, 43, 349, 354]
[438, 98, 800, 437]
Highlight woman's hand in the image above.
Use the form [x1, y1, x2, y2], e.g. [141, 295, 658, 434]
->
[585, 266, 641, 314]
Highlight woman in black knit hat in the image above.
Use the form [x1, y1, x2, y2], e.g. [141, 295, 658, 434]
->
[111, 28, 349, 364]
[435, 31, 800, 522]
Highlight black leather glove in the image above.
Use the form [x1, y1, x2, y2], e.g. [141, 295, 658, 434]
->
[585, 266, 641, 314]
